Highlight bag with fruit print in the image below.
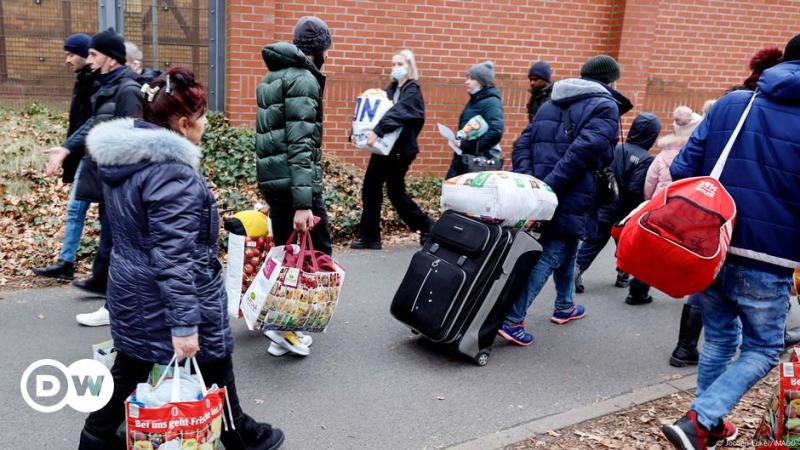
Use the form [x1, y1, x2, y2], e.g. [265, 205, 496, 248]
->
[240, 228, 345, 333]
[224, 210, 272, 319]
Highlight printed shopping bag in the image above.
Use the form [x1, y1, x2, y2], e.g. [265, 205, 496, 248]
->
[224, 210, 272, 318]
[612, 93, 756, 298]
[126, 356, 231, 450]
[441, 171, 558, 228]
[352, 88, 402, 155]
[241, 230, 345, 333]
[755, 360, 800, 449]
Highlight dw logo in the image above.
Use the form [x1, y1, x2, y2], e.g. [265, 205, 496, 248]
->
[20, 359, 114, 413]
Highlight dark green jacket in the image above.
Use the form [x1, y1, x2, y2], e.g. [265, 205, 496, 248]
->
[457, 85, 505, 156]
[256, 42, 325, 210]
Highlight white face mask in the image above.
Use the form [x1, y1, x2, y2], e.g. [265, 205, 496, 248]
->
[469, 86, 481, 95]
[392, 67, 408, 81]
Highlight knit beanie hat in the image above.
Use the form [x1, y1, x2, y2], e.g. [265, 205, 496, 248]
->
[293, 16, 332, 56]
[784, 34, 800, 62]
[580, 55, 621, 84]
[528, 61, 552, 81]
[468, 61, 496, 87]
[90, 28, 127, 65]
[64, 33, 91, 58]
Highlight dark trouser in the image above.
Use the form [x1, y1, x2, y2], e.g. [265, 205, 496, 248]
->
[358, 153, 432, 241]
[267, 194, 333, 256]
[629, 277, 651, 298]
[91, 204, 113, 284]
[576, 222, 613, 272]
[79, 352, 272, 450]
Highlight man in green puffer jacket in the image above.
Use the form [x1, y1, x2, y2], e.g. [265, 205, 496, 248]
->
[256, 16, 333, 257]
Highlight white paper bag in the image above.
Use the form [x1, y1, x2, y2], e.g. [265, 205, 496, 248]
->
[441, 171, 559, 227]
[352, 88, 402, 155]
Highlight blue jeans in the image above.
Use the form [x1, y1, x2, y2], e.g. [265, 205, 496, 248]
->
[690, 261, 792, 429]
[506, 235, 580, 324]
[58, 162, 91, 263]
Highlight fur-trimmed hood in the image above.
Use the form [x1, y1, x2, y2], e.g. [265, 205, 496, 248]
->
[88, 118, 201, 170]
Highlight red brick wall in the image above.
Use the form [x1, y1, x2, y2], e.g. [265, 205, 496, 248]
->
[225, 0, 799, 173]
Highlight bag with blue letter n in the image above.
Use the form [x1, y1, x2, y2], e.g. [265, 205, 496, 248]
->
[352, 88, 402, 155]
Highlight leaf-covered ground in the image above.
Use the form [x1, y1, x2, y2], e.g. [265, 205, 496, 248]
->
[0, 107, 440, 289]
[509, 370, 778, 449]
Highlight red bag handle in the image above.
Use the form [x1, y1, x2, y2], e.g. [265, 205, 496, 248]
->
[283, 229, 321, 273]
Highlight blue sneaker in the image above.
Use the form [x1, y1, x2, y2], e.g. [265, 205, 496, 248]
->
[498, 322, 534, 346]
[550, 305, 586, 325]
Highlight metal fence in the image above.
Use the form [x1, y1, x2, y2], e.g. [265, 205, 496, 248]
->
[0, 0, 223, 110]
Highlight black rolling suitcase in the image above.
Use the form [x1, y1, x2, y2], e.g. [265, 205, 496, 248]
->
[390, 210, 541, 365]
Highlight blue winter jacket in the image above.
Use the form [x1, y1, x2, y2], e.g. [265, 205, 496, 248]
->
[512, 78, 620, 238]
[87, 118, 234, 364]
[671, 60, 800, 275]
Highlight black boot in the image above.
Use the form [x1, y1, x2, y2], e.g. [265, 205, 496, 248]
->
[575, 269, 585, 294]
[350, 238, 382, 250]
[670, 304, 703, 367]
[615, 270, 630, 288]
[32, 259, 74, 280]
[626, 278, 653, 305]
[221, 413, 284, 450]
[72, 276, 107, 297]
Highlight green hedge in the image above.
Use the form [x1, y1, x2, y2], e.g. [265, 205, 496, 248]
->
[202, 112, 441, 241]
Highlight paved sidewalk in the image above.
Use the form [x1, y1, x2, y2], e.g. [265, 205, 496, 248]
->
[0, 242, 694, 449]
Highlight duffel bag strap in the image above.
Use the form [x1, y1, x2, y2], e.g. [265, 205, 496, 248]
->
[710, 91, 758, 180]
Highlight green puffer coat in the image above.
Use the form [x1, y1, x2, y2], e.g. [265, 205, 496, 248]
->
[256, 42, 326, 210]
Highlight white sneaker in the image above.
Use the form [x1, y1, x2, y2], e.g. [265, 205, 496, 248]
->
[267, 332, 313, 357]
[76, 306, 110, 327]
[264, 331, 312, 356]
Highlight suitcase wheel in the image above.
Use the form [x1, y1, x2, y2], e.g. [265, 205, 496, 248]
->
[474, 352, 490, 367]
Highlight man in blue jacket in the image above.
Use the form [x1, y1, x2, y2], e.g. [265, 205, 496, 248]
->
[500, 55, 626, 346]
[661, 34, 800, 450]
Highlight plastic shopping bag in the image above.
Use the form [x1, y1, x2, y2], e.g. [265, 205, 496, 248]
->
[224, 210, 272, 318]
[352, 88, 402, 155]
[92, 339, 117, 370]
[441, 171, 558, 228]
[126, 356, 230, 450]
[241, 231, 345, 333]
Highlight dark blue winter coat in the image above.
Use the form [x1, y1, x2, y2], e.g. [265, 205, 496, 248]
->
[598, 113, 659, 224]
[457, 85, 505, 156]
[671, 60, 800, 275]
[87, 118, 233, 364]
[512, 78, 621, 238]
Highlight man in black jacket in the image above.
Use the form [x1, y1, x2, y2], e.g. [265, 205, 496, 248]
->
[34, 33, 97, 281]
[574, 112, 660, 296]
[44, 28, 143, 327]
[526, 60, 553, 122]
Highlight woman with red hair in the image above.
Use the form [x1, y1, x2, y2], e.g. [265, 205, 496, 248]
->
[78, 67, 284, 450]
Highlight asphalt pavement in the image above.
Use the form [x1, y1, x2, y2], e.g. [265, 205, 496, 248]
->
[0, 241, 695, 449]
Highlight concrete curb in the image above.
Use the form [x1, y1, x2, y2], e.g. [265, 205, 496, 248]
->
[446, 374, 698, 450]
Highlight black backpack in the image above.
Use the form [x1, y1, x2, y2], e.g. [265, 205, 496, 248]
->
[561, 107, 619, 205]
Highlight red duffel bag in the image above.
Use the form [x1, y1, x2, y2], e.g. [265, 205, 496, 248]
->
[612, 93, 756, 298]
